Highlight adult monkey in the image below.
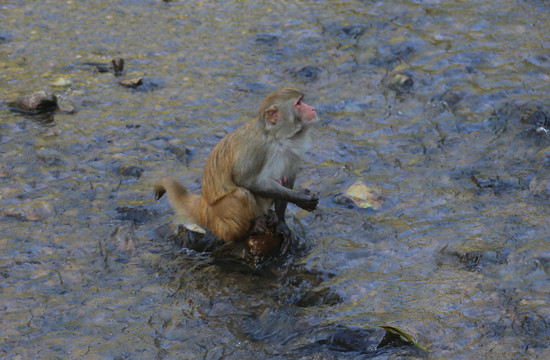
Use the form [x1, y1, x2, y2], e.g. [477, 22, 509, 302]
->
[155, 88, 318, 254]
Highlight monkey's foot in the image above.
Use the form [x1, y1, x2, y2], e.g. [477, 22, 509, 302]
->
[276, 222, 293, 255]
[250, 216, 268, 235]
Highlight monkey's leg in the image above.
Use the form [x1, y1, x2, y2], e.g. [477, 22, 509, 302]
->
[275, 176, 295, 254]
[206, 187, 257, 243]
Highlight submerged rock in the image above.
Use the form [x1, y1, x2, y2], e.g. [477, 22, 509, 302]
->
[491, 102, 550, 139]
[111, 222, 138, 255]
[431, 91, 463, 111]
[37, 147, 64, 166]
[1, 200, 54, 221]
[255, 33, 279, 46]
[80, 61, 111, 73]
[120, 165, 144, 178]
[116, 206, 155, 225]
[341, 24, 369, 39]
[168, 144, 193, 165]
[296, 66, 323, 82]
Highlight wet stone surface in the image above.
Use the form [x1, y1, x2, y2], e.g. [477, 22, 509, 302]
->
[1, 0, 550, 359]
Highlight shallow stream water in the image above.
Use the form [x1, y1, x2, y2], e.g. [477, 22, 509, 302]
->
[1, 0, 549, 359]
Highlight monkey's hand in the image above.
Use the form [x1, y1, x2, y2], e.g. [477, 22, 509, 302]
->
[294, 189, 319, 212]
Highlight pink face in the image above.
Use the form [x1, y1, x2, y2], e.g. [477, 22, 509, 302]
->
[294, 96, 317, 125]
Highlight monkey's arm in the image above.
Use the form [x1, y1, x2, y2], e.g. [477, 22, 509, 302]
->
[237, 176, 318, 212]
[274, 175, 295, 221]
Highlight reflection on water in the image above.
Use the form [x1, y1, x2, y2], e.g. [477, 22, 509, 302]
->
[1, 0, 549, 358]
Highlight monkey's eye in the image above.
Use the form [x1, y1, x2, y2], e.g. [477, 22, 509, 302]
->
[296, 99, 302, 106]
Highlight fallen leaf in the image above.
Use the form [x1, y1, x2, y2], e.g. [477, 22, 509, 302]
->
[342, 180, 384, 210]
[185, 223, 206, 234]
[119, 77, 143, 88]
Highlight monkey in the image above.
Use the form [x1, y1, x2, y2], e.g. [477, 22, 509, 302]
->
[155, 88, 318, 255]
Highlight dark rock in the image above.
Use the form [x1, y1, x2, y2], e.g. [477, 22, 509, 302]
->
[303, 325, 422, 355]
[389, 73, 414, 93]
[333, 194, 355, 209]
[112, 58, 124, 76]
[7, 91, 58, 115]
[493, 102, 549, 137]
[438, 248, 509, 272]
[470, 173, 522, 194]
[471, 174, 494, 189]
[521, 108, 548, 127]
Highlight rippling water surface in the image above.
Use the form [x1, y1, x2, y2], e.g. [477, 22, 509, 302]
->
[1, 0, 549, 359]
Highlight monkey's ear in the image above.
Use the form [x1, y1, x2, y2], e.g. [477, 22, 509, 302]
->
[266, 106, 280, 124]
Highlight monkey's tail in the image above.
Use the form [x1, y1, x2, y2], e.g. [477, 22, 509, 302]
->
[154, 177, 202, 225]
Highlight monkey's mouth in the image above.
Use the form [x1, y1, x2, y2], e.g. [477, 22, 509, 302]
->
[305, 115, 319, 125]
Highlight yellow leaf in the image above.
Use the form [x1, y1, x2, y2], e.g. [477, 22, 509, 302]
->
[343, 180, 384, 210]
